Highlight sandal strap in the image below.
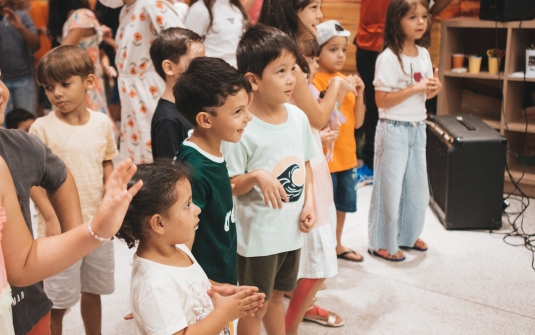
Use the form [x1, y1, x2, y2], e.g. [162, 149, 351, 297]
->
[326, 313, 337, 326]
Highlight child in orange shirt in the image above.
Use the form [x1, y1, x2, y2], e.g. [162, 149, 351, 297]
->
[313, 20, 365, 262]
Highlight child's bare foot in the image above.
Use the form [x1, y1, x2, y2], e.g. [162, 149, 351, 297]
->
[400, 238, 428, 251]
[368, 249, 405, 262]
[336, 247, 363, 262]
[412, 238, 428, 251]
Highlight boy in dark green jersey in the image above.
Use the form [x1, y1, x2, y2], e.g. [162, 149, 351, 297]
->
[174, 57, 253, 286]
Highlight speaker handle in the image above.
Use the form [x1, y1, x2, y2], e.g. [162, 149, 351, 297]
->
[455, 116, 476, 131]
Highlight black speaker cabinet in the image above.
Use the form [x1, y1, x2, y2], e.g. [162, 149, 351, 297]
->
[426, 115, 506, 230]
[480, 0, 535, 22]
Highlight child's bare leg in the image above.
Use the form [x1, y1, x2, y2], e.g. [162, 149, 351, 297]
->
[50, 309, 66, 335]
[263, 290, 286, 335]
[335, 211, 362, 261]
[237, 299, 269, 335]
[81, 292, 101, 335]
[285, 279, 324, 335]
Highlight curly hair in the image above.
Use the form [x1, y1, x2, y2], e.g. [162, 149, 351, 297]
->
[383, 0, 431, 71]
[116, 159, 191, 249]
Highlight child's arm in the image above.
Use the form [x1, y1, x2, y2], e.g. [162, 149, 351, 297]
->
[30, 186, 61, 236]
[346, 74, 366, 129]
[299, 161, 315, 233]
[100, 50, 117, 78]
[230, 171, 288, 209]
[1, 159, 141, 287]
[103, 160, 114, 187]
[38, 167, 83, 233]
[375, 78, 428, 109]
[294, 68, 356, 129]
[426, 68, 443, 100]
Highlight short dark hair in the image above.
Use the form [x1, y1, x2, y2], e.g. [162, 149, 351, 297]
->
[237, 24, 304, 78]
[5, 108, 35, 129]
[37, 45, 94, 86]
[150, 27, 205, 80]
[302, 39, 321, 58]
[116, 159, 191, 249]
[173, 57, 252, 126]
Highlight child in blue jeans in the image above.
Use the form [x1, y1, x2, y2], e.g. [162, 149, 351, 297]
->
[368, 0, 442, 261]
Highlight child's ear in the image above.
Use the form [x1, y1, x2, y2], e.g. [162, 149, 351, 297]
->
[149, 214, 165, 235]
[84, 74, 95, 91]
[195, 111, 213, 129]
[162, 60, 176, 78]
[245, 72, 259, 91]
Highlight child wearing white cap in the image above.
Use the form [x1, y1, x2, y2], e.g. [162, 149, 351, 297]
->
[312, 20, 366, 263]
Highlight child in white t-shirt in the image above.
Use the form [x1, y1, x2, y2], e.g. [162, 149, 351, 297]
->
[185, 0, 248, 67]
[368, 0, 442, 261]
[29, 45, 118, 334]
[116, 161, 265, 335]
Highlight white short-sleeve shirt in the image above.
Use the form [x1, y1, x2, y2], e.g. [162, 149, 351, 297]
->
[373, 45, 434, 122]
[185, 0, 245, 68]
[130, 244, 230, 335]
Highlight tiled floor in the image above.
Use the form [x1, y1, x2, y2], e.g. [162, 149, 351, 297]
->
[61, 185, 535, 334]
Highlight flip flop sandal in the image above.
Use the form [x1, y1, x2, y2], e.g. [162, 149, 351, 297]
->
[303, 305, 345, 327]
[336, 249, 364, 262]
[368, 249, 406, 262]
[401, 239, 429, 252]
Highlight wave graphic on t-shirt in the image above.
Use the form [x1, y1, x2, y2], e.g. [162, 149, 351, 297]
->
[277, 163, 303, 203]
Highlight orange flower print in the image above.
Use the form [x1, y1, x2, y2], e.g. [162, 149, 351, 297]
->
[121, 86, 127, 93]
[139, 12, 146, 21]
[155, 15, 164, 26]
[140, 105, 147, 114]
[131, 133, 139, 142]
[131, 14, 136, 22]
[139, 62, 147, 71]
[133, 32, 142, 42]
[140, 159, 147, 164]
[120, 131, 125, 139]
[149, 86, 158, 96]
[149, 25, 155, 34]
[129, 89, 137, 98]
[146, 140, 152, 149]
[127, 119, 135, 128]
[155, 1, 164, 9]
[122, 51, 127, 59]
[119, 32, 123, 40]
[118, 63, 123, 70]
[130, 67, 137, 75]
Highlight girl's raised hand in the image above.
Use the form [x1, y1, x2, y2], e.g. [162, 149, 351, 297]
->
[90, 159, 143, 239]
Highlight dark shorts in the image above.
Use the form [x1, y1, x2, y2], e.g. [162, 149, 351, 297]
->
[331, 167, 358, 212]
[238, 249, 301, 301]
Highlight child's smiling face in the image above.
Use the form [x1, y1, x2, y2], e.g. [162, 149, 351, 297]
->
[205, 88, 252, 143]
[297, 0, 323, 38]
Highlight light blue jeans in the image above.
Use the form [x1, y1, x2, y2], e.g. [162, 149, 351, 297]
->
[4, 75, 37, 117]
[368, 120, 429, 255]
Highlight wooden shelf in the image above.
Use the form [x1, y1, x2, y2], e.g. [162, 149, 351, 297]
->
[505, 160, 535, 186]
[443, 71, 505, 80]
[505, 120, 535, 134]
[507, 76, 535, 82]
[438, 17, 535, 197]
[481, 118, 501, 130]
